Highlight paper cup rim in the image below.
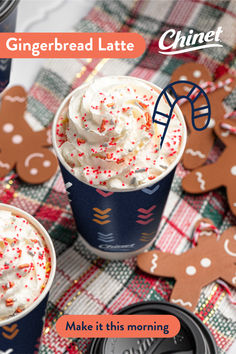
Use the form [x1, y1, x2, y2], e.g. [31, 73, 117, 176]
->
[52, 76, 187, 192]
[0, 203, 56, 327]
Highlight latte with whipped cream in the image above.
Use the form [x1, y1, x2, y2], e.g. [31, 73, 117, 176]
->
[56, 76, 183, 190]
[0, 210, 51, 320]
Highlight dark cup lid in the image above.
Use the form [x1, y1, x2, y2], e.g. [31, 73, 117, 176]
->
[89, 301, 218, 354]
[0, 0, 19, 22]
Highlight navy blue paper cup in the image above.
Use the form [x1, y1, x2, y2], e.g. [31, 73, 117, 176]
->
[52, 78, 187, 260]
[0, 203, 56, 354]
[0, 0, 19, 92]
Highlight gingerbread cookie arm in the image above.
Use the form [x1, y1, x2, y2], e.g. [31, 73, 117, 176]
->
[193, 218, 218, 247]
[220, 226, 236, 257]
[220, 226, 236, 286]
[169, 280, 201, 312]
[220, 266, 236, 288]
[0, 152, 15, 178]
[214, 118, 235, 148]
[0, 86, 27, 116]
[227, 186, 236, 216]
[137, 250, 179, 278]
[182, 155, 224, 194]
[33, 128, 52, 147]
[213, 73, 236, 101]
[183, 128, 214, 170]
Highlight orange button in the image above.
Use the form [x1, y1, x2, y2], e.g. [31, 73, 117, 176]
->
[0, 33, 146, 58]
[56, 314, 180, 338]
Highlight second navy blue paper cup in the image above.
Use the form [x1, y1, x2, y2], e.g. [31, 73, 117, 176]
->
[52, 78, 187, 260]
[0, 203, 56, 354]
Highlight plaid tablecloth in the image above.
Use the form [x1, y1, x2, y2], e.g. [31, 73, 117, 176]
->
[1, 0, 236, 353]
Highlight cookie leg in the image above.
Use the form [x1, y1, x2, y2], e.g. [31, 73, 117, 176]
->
[183, 129, 214, 170]
[137, 250, 178, 278]
[34, 128, 52, 147]
[182, 163, 222, 194]
[170, 280, 201, 312]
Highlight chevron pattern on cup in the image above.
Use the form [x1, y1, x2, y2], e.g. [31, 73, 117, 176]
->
[34, 336, 42, 352]
[96, 189, 114, 197]
[2, 324, 19, 340]
[140, 231, 156, 242]
[136, 205, 156, 224]
[93, 208, 111, 225]
[0, 59, 9, 71]
[65, 181, 72, 201]
[97, 232, 115, 243]
[0, 349, 13, 354]
[141, 184, 160, 195]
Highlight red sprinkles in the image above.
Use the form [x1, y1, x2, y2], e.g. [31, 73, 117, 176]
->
[56, 80, 183, 188]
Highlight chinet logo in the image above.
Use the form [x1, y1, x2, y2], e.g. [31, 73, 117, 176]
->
[159, 27, 223, 55]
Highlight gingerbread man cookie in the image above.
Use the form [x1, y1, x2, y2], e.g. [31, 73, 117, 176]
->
[0, 86, 58, 184]
[171, 62, 236, 170]
[137, 218, 236, 312]
[182, 117, 236, 215]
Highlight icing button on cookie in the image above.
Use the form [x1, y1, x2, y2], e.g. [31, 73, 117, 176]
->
[200, 258, 211, 267]
[231, 166, 236, 176]
[30, 168, 38, 175]
[43, 160, 51, 168]
[186, 266, 196, 276]
[3, 123, 14, 133]
[193, 70, 201, 78]
[12, 134, 23, 144]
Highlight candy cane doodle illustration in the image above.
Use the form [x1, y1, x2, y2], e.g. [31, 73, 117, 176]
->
[152, 80, 211, 147]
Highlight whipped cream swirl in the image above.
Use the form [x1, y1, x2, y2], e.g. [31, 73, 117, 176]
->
[0, 210, 50, 320]
[57, 76, 183, 189]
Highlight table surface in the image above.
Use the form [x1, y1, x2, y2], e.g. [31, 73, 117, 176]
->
[11, 0, 96, 89]
[10, 1, 236, 353]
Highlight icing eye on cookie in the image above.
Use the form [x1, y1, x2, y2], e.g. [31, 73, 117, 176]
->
[193, 70, 201, 78]
[185, 265, 196, 276]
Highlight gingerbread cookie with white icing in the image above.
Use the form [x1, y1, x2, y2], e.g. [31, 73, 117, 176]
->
[0, 86, 58, 184]
[137, 218, 236, 312]
[171, 62, 236, 170]
[182, 117, 236, 215]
